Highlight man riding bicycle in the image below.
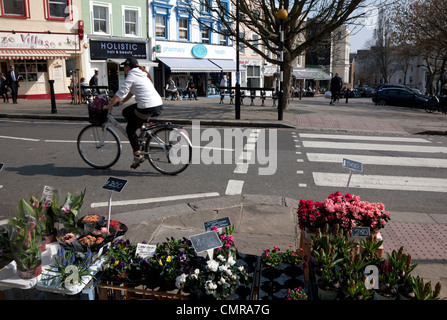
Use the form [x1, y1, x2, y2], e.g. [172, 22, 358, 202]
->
[104, 57, 163, 169]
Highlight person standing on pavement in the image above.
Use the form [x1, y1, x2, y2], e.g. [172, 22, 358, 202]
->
[0, 73, 8, 103]
[6, 66, 21, 104]
[330, 73, 342, 105]
[89, 70, 99, 95]
[103, 57, 163, 169]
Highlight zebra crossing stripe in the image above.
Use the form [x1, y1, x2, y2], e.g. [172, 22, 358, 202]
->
[299, 133, 430, 143]
[307, 153, 447, 168]
[302, 141, 447, 153]
[313, 172, 447, 192]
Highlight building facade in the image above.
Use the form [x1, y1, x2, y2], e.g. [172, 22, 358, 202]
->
[0, 0, 83, 100]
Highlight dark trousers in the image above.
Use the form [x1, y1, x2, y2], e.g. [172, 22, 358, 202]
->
[122, 104, 163, 152]
[1, 88, 8, 102]
[10, 82, 18, 103]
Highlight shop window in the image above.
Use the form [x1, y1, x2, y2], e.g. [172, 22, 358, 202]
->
[124, 7, 140, 36]
[14, 60, 47, 82]
[1, 0, 29, 17]
[92, 3, 110, 34]
[45, 0, 71, 20]
[65, 58, 76, 77]
[201, 25, 210, 44]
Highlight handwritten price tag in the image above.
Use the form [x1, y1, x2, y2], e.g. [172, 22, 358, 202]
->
[103, 177, 128, 192]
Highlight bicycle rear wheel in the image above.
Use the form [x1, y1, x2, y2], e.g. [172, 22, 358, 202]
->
[77, 125, 121, 169]
[145, 127, 191, 175]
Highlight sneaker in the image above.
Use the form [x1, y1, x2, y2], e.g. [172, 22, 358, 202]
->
[130, 154, 145, 169]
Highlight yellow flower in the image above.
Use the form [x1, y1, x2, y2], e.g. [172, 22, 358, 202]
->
[114, 260, 119, 266]
[167, 256, 171, 263]
[158, 259, 163, 266]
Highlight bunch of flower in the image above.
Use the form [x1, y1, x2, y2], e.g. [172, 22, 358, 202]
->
[109, 220, 121, 232]
[286, 287, 308, 300]
[59, 233, 77, 245]
[43, 248, 95, 289]
[91, 227, 110, 237]
[211, 225, 236, 259]
[148, 237, 198, 284]
[282, 245, 304, 266]
[104, 239, 137, 278]
[176, 253, 250, 300]
[262, 246, 283, 267]
[298, 191, 391, 233]
[81, 214, 99, 224]
[51, 189, 87, 231]
[78, 235, 104, 246]
[296, 199, 328, 230]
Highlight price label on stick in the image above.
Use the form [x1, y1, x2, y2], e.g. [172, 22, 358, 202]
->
[190, 231, 222, 258]
[352, 226, 370, 237]
[103, 177, 128, 193]
[204, 217, 231, 231]
[136, 243, 156, 259]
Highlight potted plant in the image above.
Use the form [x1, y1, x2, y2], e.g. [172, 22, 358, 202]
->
[51, 189, 86, 236]
[344, 275, 374, 300]
[386, 247, 417, 300]
[7, 199, 45, 279]
[42, 248, 95, 289]
[29, 196, 57, 248]
[176, 252, 250, 300]
[374, 260, 399, 300]
[409, 275, 443, 300]
[103, 238, 137, 281]
[312, 243, 343, 300]
[282, 245, 305, 277]
[297, 199, 330, 231]
[286, 287, 308, 300]
[211, 225, 237, 260]
[148, 237, 198, 288]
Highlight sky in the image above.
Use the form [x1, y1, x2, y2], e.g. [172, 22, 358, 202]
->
[350, 26, 375, 53]
[348, 2, 380, 53]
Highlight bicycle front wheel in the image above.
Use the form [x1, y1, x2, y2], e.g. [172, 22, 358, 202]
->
[145, 127, 191, 175]
[77, 125, 121, 169]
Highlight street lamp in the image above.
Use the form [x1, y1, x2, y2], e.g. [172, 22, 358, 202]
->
[276, 8, 288, 121]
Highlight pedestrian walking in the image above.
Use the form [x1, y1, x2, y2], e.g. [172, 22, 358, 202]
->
[89, 70, 99, 95]
[0, 73, 8, 103]
[330, 73, 342, 105]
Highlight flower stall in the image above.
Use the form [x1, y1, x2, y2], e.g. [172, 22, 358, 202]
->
[0, 189, 444, 301]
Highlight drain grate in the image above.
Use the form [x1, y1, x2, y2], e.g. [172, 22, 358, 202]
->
[380, 222, 447, 262]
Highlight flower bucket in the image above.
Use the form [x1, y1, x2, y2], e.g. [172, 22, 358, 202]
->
[19, 263, 42, 280]
[374, 290, 397, 300]
[318, 287, 338, 300]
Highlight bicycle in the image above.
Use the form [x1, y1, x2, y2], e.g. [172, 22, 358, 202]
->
[77, 108, 192, 175]
[424, 96, 447, 114]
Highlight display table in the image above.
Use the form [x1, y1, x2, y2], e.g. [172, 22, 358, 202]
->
[0, 242, 107, 300]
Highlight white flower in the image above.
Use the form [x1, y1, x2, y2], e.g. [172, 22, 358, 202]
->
[194, 268, 200, 275]
[219, 265, 228, 272]
[217, 254, 225, 262]
[175, 273, 187, 289]
[238, 265, 245, 272]
[218, 277, 226, 285]
[205, 280, 217, 290]
[227, 255, 236, 266]
[206, 260, 219, 272]
[225, 269, 232, 276]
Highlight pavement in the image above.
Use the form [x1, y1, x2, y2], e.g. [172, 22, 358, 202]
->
[1, 94, 447, 299]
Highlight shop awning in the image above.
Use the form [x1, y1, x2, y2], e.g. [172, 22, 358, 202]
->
[292, 69, 315, 79]
[107, 58, 159, 67]
[158, 57, 222, 73]
[208, 59, 238, 72]
[302, 68, 332, 80]
[0, 49, 70, 60]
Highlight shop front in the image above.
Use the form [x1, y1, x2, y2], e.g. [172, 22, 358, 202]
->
[0, 31, 78, 100]
[154, 41, 236, 97]
[87, 38, 158, 95]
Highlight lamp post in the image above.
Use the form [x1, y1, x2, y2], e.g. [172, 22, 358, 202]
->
[235, 0, 241, 119]
[276, 8, 288, 121]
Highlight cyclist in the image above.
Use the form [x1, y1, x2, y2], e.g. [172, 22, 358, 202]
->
[104, 57, 163, 169]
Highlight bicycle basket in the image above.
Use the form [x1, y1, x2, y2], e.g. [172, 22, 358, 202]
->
[88, 94, 109, 125]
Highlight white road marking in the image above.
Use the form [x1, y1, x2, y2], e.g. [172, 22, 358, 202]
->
[299, 133, 430, 143]
[0, 135, 40, 142]
[225, 180, 244, 195]
[313, 172, 447, 192]
[90, 192, 220, 208]
[302, 141, 447, 153]
[307, 153, 447, 168]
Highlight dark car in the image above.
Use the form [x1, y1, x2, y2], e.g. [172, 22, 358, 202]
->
[374, 87, 430, 108]
[373, 84, 409, 103]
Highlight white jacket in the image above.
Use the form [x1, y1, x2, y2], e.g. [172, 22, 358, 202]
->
[115, 67, 163, 109]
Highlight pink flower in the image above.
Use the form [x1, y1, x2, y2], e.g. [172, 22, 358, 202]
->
[211, 226, 218, 232]
[61, 205, 71, 213]
[32, 201, 39, 208]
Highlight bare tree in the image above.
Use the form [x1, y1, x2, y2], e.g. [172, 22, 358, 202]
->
[191, 0, 384, 109]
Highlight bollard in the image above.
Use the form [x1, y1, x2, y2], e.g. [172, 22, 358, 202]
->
[278, 89, 283, 120]
[48, 80, 57, 114]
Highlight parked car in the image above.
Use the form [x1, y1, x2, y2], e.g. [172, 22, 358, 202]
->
[359, 87, 374, 97]
[374, 87, 430, 108]
[373, 84, 409, 103]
